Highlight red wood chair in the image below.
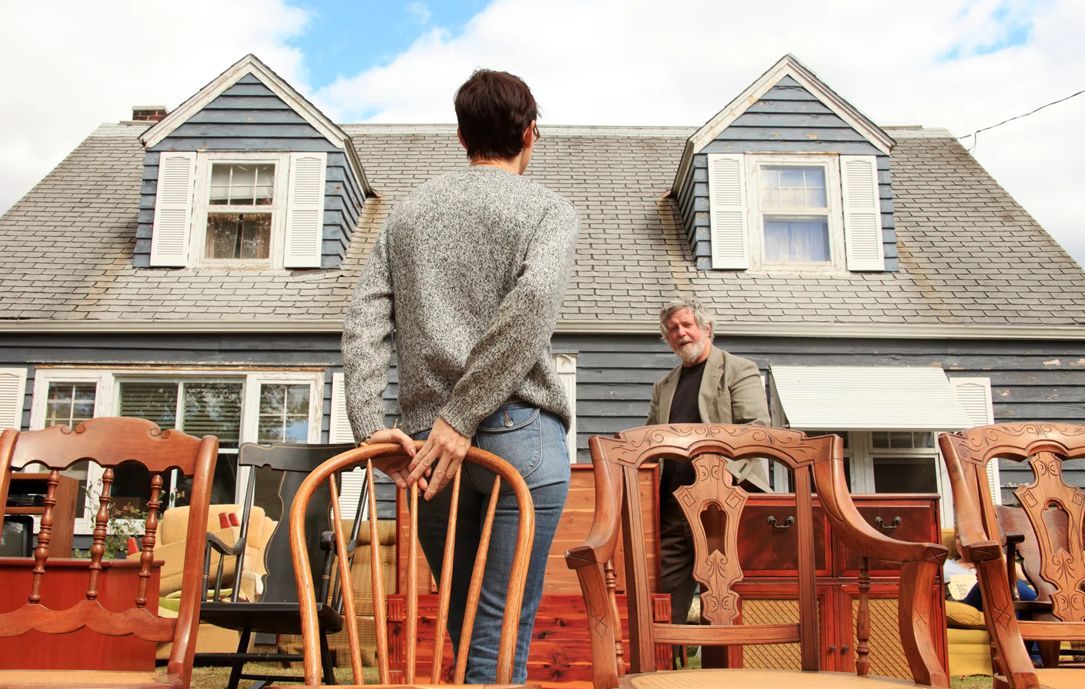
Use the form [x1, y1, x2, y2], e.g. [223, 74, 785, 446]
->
[0, 416, 218, 689]
[270, 442, 535, 688]
[939, 422, 1085, 689]
[567, 423, 949, 689]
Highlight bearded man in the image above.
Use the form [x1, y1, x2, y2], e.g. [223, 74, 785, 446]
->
[645, 296, 770, 627]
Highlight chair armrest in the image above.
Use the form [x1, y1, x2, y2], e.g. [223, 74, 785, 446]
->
[813, 453, 947, 564]
[565, 442, 621, 570]
[206, 531, 246, 557]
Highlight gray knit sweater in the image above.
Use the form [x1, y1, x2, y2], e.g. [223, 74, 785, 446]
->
[342, 166, 579, 440]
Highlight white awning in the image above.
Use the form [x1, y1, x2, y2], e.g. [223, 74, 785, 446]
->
[770, 365, 973, 431]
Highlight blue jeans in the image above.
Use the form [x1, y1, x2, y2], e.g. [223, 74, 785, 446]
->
[413, 403, 570, 684]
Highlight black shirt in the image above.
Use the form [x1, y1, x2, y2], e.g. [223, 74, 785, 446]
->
[661, 360, 706, 503]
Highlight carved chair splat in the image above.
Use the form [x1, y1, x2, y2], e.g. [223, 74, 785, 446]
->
[567, 423, 949, 689]
[941, 422, 1085, 689]
[0, 417, 218, 689]
[268, 442, 535, 689]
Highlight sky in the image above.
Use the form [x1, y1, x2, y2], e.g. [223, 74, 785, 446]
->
[1, 0, 1082, 266]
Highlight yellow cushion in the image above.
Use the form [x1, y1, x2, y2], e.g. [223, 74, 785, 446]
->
[946, 600, 986, 629]
[948, 627, 989, 644]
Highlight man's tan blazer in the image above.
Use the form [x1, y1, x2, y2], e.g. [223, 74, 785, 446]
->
[646, 345, 772, 491]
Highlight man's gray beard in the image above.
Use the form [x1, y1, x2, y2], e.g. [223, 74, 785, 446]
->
[674, 339, 706, 365]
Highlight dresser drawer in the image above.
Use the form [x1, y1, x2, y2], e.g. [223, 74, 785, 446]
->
[738, 504, 831, 577]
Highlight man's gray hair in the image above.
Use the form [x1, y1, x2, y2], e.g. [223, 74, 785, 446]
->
[658, 296, 714, 339]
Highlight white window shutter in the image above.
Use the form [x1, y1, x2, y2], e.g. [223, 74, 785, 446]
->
[950, 377, 1001, 505]
[284, 152, 327, 268]
[553, 354, 577, 462]
[331, 372, 365, 516]
[0, 368, 27, 431]
[707, 153, 749, 269]
[840, 155, 885, 271]
[149, 152, 196, 267]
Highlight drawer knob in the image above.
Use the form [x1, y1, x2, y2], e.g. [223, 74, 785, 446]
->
[767, 515, 795, 530]
[874, 515, 902, 531]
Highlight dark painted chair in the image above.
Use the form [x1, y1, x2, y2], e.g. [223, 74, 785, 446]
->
[195, 441, 360, 689]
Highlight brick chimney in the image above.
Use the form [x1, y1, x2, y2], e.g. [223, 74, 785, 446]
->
[131, 105, 168, 122]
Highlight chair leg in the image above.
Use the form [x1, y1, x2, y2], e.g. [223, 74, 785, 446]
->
[320, 630, 336, 685]
[228, 627, 252, 689]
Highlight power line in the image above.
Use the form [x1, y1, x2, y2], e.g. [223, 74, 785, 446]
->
[959, 87, 1085, 152]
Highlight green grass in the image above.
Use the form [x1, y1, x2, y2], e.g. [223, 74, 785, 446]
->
[189, 663, 374, 688]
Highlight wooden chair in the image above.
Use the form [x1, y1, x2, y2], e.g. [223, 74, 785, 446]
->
[0, 417, 218, 689]
[195, 441, 357, 689]
[939, 422, 1085, 689]
[566, 423, 949, 689]
[269, 441, 535, 688]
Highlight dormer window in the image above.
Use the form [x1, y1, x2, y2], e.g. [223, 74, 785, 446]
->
[148, 150, 326, 269]
[205, 162, 276, 262]
[759, 163, 833, 264]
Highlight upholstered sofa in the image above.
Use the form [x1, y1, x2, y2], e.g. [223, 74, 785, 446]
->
[128, 503, 277, 658]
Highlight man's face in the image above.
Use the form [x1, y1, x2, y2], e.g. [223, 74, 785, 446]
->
[663, 308, 710, 365]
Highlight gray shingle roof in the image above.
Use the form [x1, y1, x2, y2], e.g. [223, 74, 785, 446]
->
[1, 121, 1083, 330]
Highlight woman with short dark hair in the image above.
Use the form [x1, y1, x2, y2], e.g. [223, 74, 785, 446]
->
[342, 68, 578, 684]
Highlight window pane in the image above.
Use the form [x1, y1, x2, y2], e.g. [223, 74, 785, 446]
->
[116, 381, 243, 512]
[760, 165, 826, 210]
[872, 456, 938, 493]
[118, 382, 178, 428]
[209, 163, 275, 206]
[258, 383, 311, 443]
[205, 213, 271, 260]
[183, 383, 242, 448]
[871, 431, 935, 450]
[45, 383, 96, 427]
[764, 217, 830, 263]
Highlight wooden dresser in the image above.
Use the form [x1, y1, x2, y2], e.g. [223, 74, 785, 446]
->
[389, 466, 946, 683]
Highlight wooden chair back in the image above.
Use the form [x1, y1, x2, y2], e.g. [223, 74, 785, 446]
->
[286, 441, 535, 687]
[939, 423, 1085, 687]
[206, 441, 358, 604]
[0, 417, 218, 688]
[568, 424, 949, 689]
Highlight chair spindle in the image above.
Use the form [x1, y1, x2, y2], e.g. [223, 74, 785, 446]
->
[856, 555, 871, 676]
[432, 468, 463, 683]
[605, 559, 625, 672]
[365, 460, 390, 683]
[454, 475, 502, 683]
[328, 475, 364, 683]
[27, 470, 61, 604]
[136, 473, 163, 607]
[406, 483, 419, 684]
[85, 467, 114, 600]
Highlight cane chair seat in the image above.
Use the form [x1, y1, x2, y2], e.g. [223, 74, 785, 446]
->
[625, 669, 924, 689]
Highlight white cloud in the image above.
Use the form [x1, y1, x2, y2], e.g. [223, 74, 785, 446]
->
[311, 0, 1085, 266]
[0, 0, 308, 212]
[407, 2, 432, 25]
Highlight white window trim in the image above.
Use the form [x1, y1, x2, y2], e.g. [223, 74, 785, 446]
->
[190, 152, 291, 270]
[29, 367, 322, 535]
[744, 153, 847, 274]
[554, 353, 577, 463]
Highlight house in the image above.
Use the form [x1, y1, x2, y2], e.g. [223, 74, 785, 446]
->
[1, 54, 1083, 543]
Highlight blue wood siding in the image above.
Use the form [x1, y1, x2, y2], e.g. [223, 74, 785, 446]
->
[4, 332, 1084, 512]
[135, 74, 365, 269]
[678, 75, 898, 271]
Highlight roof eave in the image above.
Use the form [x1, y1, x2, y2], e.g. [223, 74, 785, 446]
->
[2, 319, 1084, 341]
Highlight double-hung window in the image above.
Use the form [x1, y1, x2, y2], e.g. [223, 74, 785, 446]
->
[758, 164, 834, 265]
[30, 368, 322, 536]
[205, 163, 277, 262]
